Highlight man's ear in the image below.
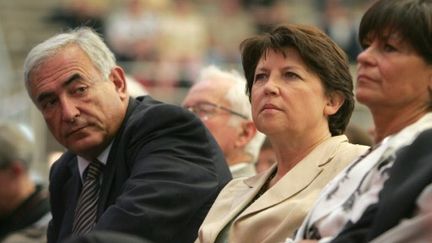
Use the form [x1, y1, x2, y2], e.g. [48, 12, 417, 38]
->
[110, 66, 128, 100]
[324, 91, 345, 116]
[235, 121, 257, 148]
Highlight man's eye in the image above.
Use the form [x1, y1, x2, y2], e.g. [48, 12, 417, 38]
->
[197, 105, 215, 114]
[41, 98, 58, 110]
[75, 87, 88, 95]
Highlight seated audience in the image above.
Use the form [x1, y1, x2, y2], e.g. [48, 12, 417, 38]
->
[104, 0, 161, 62]
[183, 65, 265, 178]
[23, 27, 231, 243]
[195, 24, 369, 243]
[0, 122, 51, 243]
[290, 0, 432, 242]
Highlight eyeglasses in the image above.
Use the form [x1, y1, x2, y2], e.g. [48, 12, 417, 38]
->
[185, 101, 248, 120]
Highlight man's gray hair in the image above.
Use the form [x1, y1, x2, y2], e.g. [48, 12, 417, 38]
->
[23, 27, 116, 88]
[0, 122, 34, 170]
[197, 65, 265, 162]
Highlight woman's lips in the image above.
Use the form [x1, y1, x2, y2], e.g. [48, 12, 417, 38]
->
[261, 103, 281, 112]
[357, 73, 376, 83]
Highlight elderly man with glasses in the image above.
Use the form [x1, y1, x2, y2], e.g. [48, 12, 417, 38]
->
[183, 65, 265, 178]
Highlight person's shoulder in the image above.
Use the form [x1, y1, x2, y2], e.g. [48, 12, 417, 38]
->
[49, 151, 75, 181]
[130, 96, 195, 123]
[337, 134, 370, 153]
[328, 135, 370, 169]
[409, 128, 432, 150]
[342, 142, 370, 153]
[317, 135, 369, 161]
[133, 96, 183, 111]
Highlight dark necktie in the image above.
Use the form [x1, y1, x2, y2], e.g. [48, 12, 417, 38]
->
[72, 160, 104, 235]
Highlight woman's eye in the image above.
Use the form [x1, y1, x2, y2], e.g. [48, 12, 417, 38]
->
[284, 72, 300, 80]
[360, 39, 371, 50]
[254, 73, 267, 82]
[383, 44, 397, 52]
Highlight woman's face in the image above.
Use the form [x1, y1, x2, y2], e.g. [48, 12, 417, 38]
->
[356, 32, 432, 114]
[251, 49, 339, 138]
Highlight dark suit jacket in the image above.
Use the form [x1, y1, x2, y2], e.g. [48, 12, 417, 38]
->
[330, 128, 432, 243]
[47, 96, 232, 243]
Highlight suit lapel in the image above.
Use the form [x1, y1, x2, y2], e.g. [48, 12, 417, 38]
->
[238, 136, 343, 219]
[216, 166, 276, 231]
[58, 157, 81, 238]
[98, 98, 137, 213]
[232, 167, 277, 212]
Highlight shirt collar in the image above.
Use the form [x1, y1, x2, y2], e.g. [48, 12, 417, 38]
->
[77, 142, 113, 182]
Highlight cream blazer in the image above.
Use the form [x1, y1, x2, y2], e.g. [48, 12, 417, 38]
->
[196, 135, 368, 243]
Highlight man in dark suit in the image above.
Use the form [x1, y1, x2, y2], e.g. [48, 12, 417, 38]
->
[23, 27, 232, 243]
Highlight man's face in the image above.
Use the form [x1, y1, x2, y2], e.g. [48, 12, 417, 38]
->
[28, 45, 128, 159]
[182, 80, 240, 158]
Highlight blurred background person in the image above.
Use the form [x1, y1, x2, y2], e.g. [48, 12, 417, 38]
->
[104, 0, 161, 62]
[183, 65, 265, 178]
[255, 136, 276, 173]
[155, 0, 207, 88]
[204, 0, 255, 66]
[0, 122, 50, 243]
[45, 0, 108, 35]
[320, 0, 361, 63]
[196, 24, 369, 243]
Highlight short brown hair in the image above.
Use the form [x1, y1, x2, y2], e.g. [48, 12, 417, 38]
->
[240, 24, 354, 136]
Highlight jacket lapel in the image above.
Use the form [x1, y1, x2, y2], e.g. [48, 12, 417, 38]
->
[232, 167, 277, 211]
[237, 136, 342, 219]
[58, 156, 81, 238]
[201, 168, 275, 242]
[98, 98, 137, 213]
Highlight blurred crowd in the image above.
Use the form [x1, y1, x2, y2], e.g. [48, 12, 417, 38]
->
[45, 0, 370, 91]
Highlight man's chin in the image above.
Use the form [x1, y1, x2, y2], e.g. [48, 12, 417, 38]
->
[66, 138, 102, 157]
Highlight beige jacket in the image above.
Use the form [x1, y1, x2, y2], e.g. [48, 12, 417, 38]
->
[196, 135, 368, 243]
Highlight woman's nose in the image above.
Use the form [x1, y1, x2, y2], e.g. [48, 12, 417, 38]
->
[357, 45, 376, 66]
[263, 76, 279, 96]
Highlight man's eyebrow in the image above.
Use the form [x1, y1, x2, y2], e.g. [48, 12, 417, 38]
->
[36, 74, 82, 104]
[63, 73, 82, 87]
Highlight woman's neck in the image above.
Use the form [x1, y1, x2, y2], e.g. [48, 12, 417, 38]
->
[269, 131, 331, 187]
[372, 107, 428, 143]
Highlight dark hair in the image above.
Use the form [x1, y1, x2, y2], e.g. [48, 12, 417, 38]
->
[359, 0, 432, 64]
[240, 24, 354, 136]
